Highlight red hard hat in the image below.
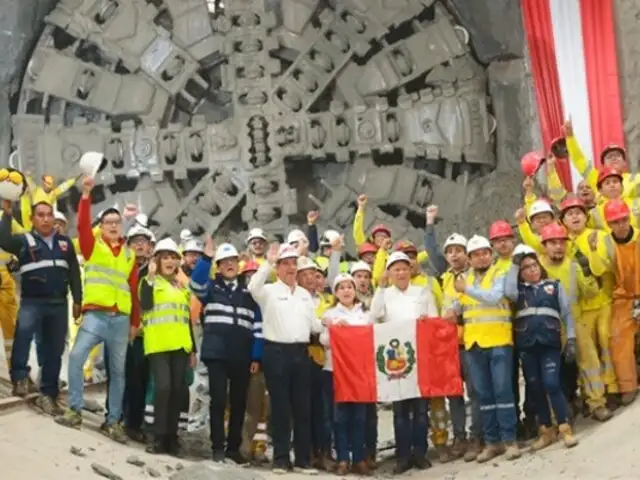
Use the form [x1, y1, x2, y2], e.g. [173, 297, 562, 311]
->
[600, 144, 627, 162]
[559, 195, 586, 215]
[520, 151, 545, 177]
[358, 242, 378, 257]
[394, 240, 417, 254]
[370, 224, 391, 238]
[488, 220, 514, 240]
[597, 166, 623, 188]
[604, 199, 630, 223]
[540, 223, 568, 242]
[242, 260, 260, 274]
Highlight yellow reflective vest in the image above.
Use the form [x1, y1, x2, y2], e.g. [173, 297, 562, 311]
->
[142, 276, 193, 355]
[459, 265, 512, 350]
[309, 292, 333, 366]
[83, 238, 136, 315]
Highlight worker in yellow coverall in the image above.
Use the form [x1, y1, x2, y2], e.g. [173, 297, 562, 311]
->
[20, 174, 79, 230]
[587, 199, 640, 406]
[0, 216, 24, 370]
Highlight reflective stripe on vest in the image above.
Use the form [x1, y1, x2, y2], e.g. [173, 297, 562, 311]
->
[204, 303, 254, 330]
[144, 302, 190, 326]
[19, 259, 69, 274]
[516, 307, 561, 320]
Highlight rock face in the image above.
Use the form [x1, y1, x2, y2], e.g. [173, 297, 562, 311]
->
[0, 0, 543, 244]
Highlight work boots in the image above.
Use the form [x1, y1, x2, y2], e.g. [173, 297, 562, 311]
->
[591, 406, 613, 422]
[464, 437, 483, 462]
[620, 391, 637, 406]
[558, 423, 579, 448]
[531, 426, 555, 451]
[450, 437, 468, 459]
[504, 442, 521, 461]
[476, 444, 503, 463]
[436, 445, 453, 463]
[351, 462, 372, 476]
[335, 461, 349, 476]
[12, 379, 29, 397]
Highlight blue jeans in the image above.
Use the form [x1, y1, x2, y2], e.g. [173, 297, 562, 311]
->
[67, 311, 129, 424]
[392, 398, 429, 459]
[520, 344, 569, 426]
[321, 370, 335, 454]
[365, 403, 378, 457]
[460, 346, 483, 440]
[10, 300, 67, 396]
[465, 345, 516, 444]
[334, 402, 367, 463]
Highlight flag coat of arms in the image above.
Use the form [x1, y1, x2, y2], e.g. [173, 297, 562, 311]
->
[330, 318, 463, 403]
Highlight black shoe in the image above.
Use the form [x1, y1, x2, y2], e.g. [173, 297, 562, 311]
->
[412, 455, 432, 470]
[607, 393, 621, 411]
[167, 436, 184, 458]
[126, 427, 146, 443]
[212, 449, 226, 463]
[226, 450, 249, 465]
[146, 437, 167, 455]
[393, 457, 412, 475]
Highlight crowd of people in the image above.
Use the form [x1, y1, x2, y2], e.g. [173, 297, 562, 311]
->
[0, 119, 639, 476]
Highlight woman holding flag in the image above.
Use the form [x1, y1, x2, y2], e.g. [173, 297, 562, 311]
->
[320, 273, 374, 476]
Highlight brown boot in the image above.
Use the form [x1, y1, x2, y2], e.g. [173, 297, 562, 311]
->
[558, 423, 578, 448]
[436, 445, 453, 463]
[335, 461, 349, 476]
[450, 437, 468, 459]
[531, 425, 555, 451]
[12, 379, 29, 397]
[504, 441, 521, 460]
[591, 406, 613, 422]
[351, 461, 371, 476]
[464, 437, 483, 462]
[476, 443, 502, 463]
[365, 454, 378, 470]
[620, 391, 637, 406]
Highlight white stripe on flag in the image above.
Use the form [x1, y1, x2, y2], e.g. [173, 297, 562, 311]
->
[549, 0, 593, 190]
[373, 321, 421, 403]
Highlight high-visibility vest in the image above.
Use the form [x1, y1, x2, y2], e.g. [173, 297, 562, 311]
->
[83, 238, 135, 314]
[459, 265, 512, 350]
[142, 276, 193, 355]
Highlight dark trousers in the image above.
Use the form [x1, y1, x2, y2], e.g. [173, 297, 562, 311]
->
[392, 398, 429, 460]
[520, 345, 570, 426]
[310, 361, 325, 454]
[365, 403, 378, 458]
[206, 357, 251, 453]
[561, 356, 578, 404]
[335, 403, 367, 464]
[105, 336, 149, 428]
[321, 370, 335, 454]
[513, 348, 535, 422]
[148, 349, 189, 437]
[11, 300, 67, 397]
[262, 341, 311, 468]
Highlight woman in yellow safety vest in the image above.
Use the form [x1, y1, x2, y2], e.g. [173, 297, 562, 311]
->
[140, 237, 195, 456]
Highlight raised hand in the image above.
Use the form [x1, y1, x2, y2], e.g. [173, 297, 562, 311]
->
[267, 242, 280, 263]
[307, 210, 319, 225]
[203, 237, 215, 258]
[81, 175, 95, 195]
[357, 194, 368, 209]
[426, 205, 438, 225]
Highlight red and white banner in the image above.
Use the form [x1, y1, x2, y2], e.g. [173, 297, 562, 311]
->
[522, 0, 625, 191]
[329, 318, 463, 403]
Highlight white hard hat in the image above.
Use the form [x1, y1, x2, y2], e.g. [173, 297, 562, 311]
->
[54, 210, 67, 223]
[528, 200, 554, 220]
[443, 233, 467, 252]
[512, 244, 537, 258]
[332, 273, 356, 294]
[296, 256, 316, 272]
[183, 239, 204, 254]
[386, 251, 411, 270]
[320, 229, 340, 246]
[127, 225, 153, 241]
[135, 213, 149, 228]
[180, 229, 194, 242]
[277, 244, 299, 261]
[466, 235, 492, 255]
[246, 227, 267, 244]
[214, 243, 239, 262]
[153, 237, 181, 256]
[287, 229, 307, 245]
[78, 151, 106, 178]
[350, 261, 371, 275]
[149, 231, 156, 244]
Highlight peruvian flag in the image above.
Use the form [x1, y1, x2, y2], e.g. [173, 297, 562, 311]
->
[522, 0, 625, 190]
[329, 318, 464, 403]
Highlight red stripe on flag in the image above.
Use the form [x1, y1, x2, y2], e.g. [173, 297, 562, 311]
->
[579, 0, 625, 165]
[330, 325, 377, 403]
[522, 0, 573, 191]
[416, 318, 464, 397]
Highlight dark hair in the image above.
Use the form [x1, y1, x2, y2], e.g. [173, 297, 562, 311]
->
[31, 202, 53, 214]
[517, 254, 548, 282]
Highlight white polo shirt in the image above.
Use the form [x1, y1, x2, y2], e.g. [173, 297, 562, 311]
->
[370, 283, 438, 323]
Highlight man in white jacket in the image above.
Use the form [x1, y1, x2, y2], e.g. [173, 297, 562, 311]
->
[370, 252, 438, 474]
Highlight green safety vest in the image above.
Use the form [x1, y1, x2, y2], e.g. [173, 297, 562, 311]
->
[83, 238, 135, 314]
[142, 276, 193, 355]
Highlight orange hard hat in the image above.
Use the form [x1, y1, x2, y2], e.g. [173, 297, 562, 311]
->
[596, 166, 623, 188]
[242, 260, 260, 274]
[600, 144, 627, 162]
[394, 240, 417, 254]
[488, 220, 514, 240]
[604, 199, 630, 223]
[559, 195, 586, 216]
[370, 224, 391, 238]
[520, 151, 545, 177]
[540, 223, 568, 242]
[358, 242, 378, 257]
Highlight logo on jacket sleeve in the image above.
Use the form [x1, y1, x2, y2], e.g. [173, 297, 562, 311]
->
[543, 284, 555, 295]
[58, 240, 68, 252]
[376, 338, 415, 380]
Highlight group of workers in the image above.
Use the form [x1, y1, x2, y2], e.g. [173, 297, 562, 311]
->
[0, 117, 639, 476]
